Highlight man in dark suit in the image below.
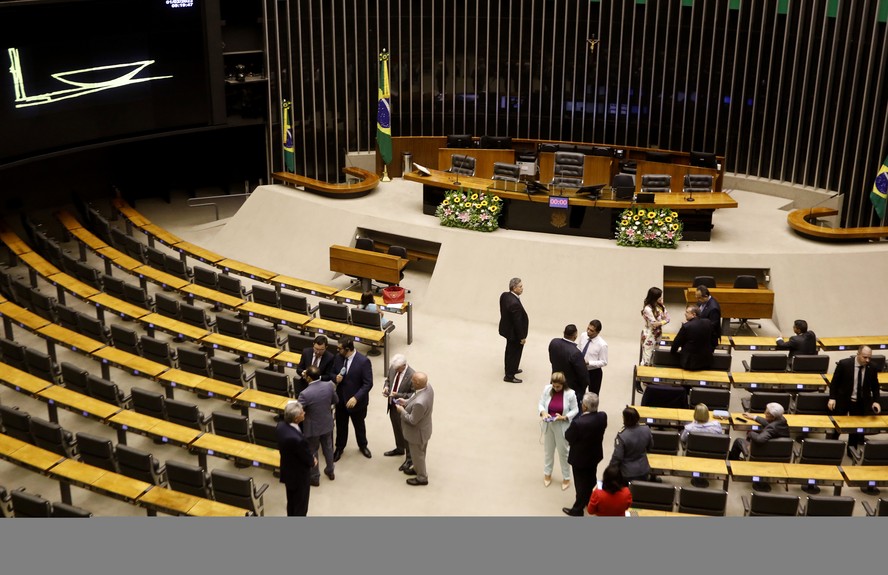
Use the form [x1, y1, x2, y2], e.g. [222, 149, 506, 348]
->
[294, 335, 336, 396]
[775, 319, 817, 358]
[382, 353, 415, 470]
[332, 336, 374, 461]
[828, 346, 882, 454]
[395, 372, 434, 486]
[695, 285, 721, 346]
[548, 324, 590, 401]
[297, 365, 337, 486]
[728, 402, 790, 491]
[499, 277, 528, 383]
[562, 392, 608, 516]
[670, 305, 714, 370]
[276, 401, 316, 516]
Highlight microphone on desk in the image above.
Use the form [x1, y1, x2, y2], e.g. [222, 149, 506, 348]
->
[685, 170, 696, 202]
[452, 155, 465, 186]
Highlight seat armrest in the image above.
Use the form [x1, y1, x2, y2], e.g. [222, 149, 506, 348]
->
[741, 495, 751, 515]
[255, 483, 269, 498]
[848, 445, 863, 464]
[742, 359, 751, 372]
[243, 371, 255, 383]
[791, 446, 800, 462]
[862, 501, 876, 517]
[309, 303, 319, 315]
[798, 503, 806, 516]
[120, 392, 133, 410]
[739, 441, 750, 459]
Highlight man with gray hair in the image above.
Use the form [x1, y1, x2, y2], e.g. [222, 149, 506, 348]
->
[728, 402, 790, 492]
[382, 354, 415, 470]
[562, 392, 608, 516]
[276, 401, 316, 515]
[499, 277, 528, 383]
[395, 371, 434, 485]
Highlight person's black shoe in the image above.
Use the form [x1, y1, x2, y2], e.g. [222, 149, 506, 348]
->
[406, 478, 428, 486]
[649, 475, 663, 483]
[752, 481, 772, 492]
[634, 383, 644, 394]
[398, 461, 411, 471]
[360, 446, 372, 459]
[310, 478, 320, 487]
[333, 449, 343, 462]
[403, 467, 417, 476]
[325, 471, 335, 481]
[516, 369, 523, 374]
[504, 376, 523, 383]
[384, 449, 405, 457]
[562, 507, 583, 517]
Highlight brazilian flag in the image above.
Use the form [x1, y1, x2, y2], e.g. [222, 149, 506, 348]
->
[377, 51, 393, 166]
[283, 100, 295, 173]
[871, 155, 888, 221]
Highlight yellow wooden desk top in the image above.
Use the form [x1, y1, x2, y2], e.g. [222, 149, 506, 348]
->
[180, 284, 246, 309]
[233, 442, 280, 468]
[193, 377, 244, 399]
[92, 347, 170, 377]
[682, 370, 732, 385]
[306, 317, 385, 343]
[648, 454, 728, 475]
[635, 365, 685, 382]
[50, 273, 102, 298]
[218, 259, 276, 280]
[632, 406, 683, 423]
[51, 458, 109, 485]
[730, 372, 783, 385]
[141, 223, 183, 247]
[334, 289, 386, 305]
[37, 323, 107, 353]
[113, 198, 151, 226]
[0, 433, 66, 473]
[854, 337, 888, 349]
[19, 251, 62, 277]
[0, 367, 54, 395]
[272, 350, 302, 367]
[782, 414, 834, 431]
[191, 433, 249, 458]
[234, 388, 291, 412]
[172, 240, 225, 264]
[272, 274, 339, 297]
[238, 301, 311, 327]
[87, 293, 152, 320]
[0, 229, 33, 255]
[200, 333, 277, 360]
[139, 313, 210, 340]
[107, 409, 161, 434]
[156, 369, 210, 389]
[729, 336, 782, 350]
[186, 498, 250, 517]
[67, 225, 107, 252]
[729, 461, 790, 479]
[0, 300, 52, 330]
[92, 471, 153, 501]
[131, 265, 191, 290]
[776, 373, 828, 386]
[96, 246, 145, 270]
[841, 465, 888, 483]
[817, 337, 867, 351]
[137, 485, 205, 516]
[830, 415, 888, 431]
[783, 463, 844, 482]
[37, 386, 122, 420]
[146, 420, 204, 445]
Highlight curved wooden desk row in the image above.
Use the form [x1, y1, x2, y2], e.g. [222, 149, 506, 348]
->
[0, 362, 280, 472]
[633, 365, 832, 391]
[0, 432, 250, 516]
[107, 200, 410, 347]
[0, 297, 291, 416]
[787, 208, 888, 241]
[658, 333, 888, 352]
[271, 166, 380, 198]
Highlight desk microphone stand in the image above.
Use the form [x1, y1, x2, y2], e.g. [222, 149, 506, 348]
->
[685, 172, 695, 201]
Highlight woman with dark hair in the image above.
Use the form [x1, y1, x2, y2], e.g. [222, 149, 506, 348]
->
[586, 463, 632, 516]
[609, 407, 656, 483]
[640, 286, 670, 366]
[361, 291, 392, 329]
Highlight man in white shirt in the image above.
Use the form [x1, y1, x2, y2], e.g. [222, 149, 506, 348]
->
[577, 319, 608, 395]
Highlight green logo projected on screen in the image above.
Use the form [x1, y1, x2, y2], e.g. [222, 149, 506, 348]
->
[7, 47, 172, 108]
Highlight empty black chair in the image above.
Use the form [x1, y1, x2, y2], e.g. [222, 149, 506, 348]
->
[251, 284, 279, 307]
[116, 444, 167, 486]
[110, 324, 142, 356]
[101, 274, 127, 300]
[179, 301, 215, 331]
[288, 333, 316, 353]
[251, 418, 279, 449]
[649, 348, 680, 368]
[448, 154, 476, 176]
[280, 291, 310, 316]
[491, 162, 521, 182]
[645, 150, 673, 163]
[193, 265, 218, 290]
[683, 174, 714, 193]
[355, 237, 375, 252]
[793, 392, 831, 415]
[11, 489, 52, 517]
[55, 304, 81, 331]
[649, 430, 681, 455]
[24, 347, 61, 384]
[122, 282, 154, 310]
[211, 411, 252, 443]
[245, 321, 287, 349]
[688, 388, 730, 412]
[165, 459, 213, 499]
[145, 245, 167, 271]
[76, 311, 111, 344]
[869, 355, 886, 372]
[111, 227, 146, 263]
[692, 276, 716, 288]
[131, 386, 167, 420]
[742, 353, 789, 372]
[11, 278, 33, 307]
[790, 354, 829, 374]
[30, 417, 77, 457]
[317, 301, 350, 323]
[0, 404, 33, 443]
[550, 151, 585, 188]
[210, 469, 268, 516]
[217, 273, 251, 299]
[710, 352, 732, 371]
[800, 495, 855, 516]
[86, 374, 131, 407]
[740, 392, 791, 414]
[0, 485, 11, 518]
[0, 268, 16, 300]
[684, 432, 730, 460]
[254, 368, 292, 397]
[640, 174, 671, 194]
[74, 261, 103, 291]
[28, 288, 57, 322]
[163, 253, 192, 281]
[794, 439, 846, 494]
[60, 361, 90, 395]
[210, 357, 254, 386]
[742, 492, 800, 516]
[51, 501, 93, 517]
[164, 398, 210, 431]
[862, 498, 888, 517]
[61, 252, 80, 275]
[177, 347, 211, 378]
[216, 313, 246, 339]
[154, 292, 180, 320]
[640, 384, 689, 409]
[1, 338, 28, 370]
[139, 335, 177, 367]
[628, 480, 676, 511]
[385, 246, 409, 286]
[849, 439, 888, 466]
[676, 486, 728, 516]
[75, 432, 118, 472]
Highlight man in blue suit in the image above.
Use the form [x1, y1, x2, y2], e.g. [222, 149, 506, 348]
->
[298, 365, 337, 486]
[276, 401, 315, 516]
[332, 337, 374, 461]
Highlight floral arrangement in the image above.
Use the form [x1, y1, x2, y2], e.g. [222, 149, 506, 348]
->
[435, 188, 503, 232]
[615, 206, 683, 248]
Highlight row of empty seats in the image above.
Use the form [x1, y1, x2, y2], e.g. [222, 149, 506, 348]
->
[0, 485, 92, 517]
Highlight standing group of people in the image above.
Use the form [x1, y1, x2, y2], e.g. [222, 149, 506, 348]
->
[275, 335, 435, 515]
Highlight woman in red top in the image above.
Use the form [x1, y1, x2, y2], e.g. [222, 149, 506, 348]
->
[586, 463, 632, 516]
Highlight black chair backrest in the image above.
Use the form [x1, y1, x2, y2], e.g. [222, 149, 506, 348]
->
[165, 398, 208, 431]
[749, 437, 794, 462]
[216, 313, 245, 338]
[279, 291, 309, 315]
[110, 324, 141, 356]
[355, 237, 375, 251]
[30, 417, 77, 457]
[217, 274, 247, 299]
[491, 162, 521, 182]
[0, 404, 33, 443]
[677, 486, 727, 516]
[553, 151, 584, 175]
[75, 432, 118, 472]
[684, 432, 730, 460]
[145, 245, 166, 270]
[76, 312, 110, 343]
[640, 384, 688, 409]
[193, 265, 218, 289]
[163, 254, 191, 280]
[859, 440, 888, 466]
[179, 301, 213, 329]
[791, 354, 829, 373]
[116, 444, 166, 485]
[288, 333, 315, 353]
[139, 335, 176, 367]
[210, 468, 264, 515]
[640, 174, 671, 191]
[684, 174, 714, 191]
[165, 459, 211, 499]
[1, 338, 27, 370]
[154, 292, 180, 319]
[11, 278, 33, 307]
[793, 392, 831, 415]
[650, 349, 681, 368]
[210, 357, 247, 386]
[692, 276, 716, 288]
[254, 368, 291, 397]
[387, 245, 408, 259]
[11, 489, 52, 517]
[102, 274, 127, 299]
[449, 154, 477, 175]
[51, 502, 93, 517]
[710, 353, 732, 371]
[733, 275, 758, 289]
[177, 347, 211, 377]
[748, 353, 789, 372]
[61, 361, 89, 395]
[24, 347, 58, 383]
[688, 388, 730, 412]
[351, 307, 382, 330]
[131, 386, 167, 420]
[251, 419, 279, 449]
[649, 430, 681, 455]
[122, 282, 153, 309]
[211, 411, 251, 442]
[628, 481, 676, 511]
[318, 301, 349, 323]
[747, 493, 799, 516]
[245, 321, 282, 348]
[746, 392, 791, 413]
[251, 284, 279, 307]
[29, 288, 56, 321]
[803, 495, 855, 517]
[55, 304, 80, 331]
[797, 439, 846, 466]
[86, 374, 127, 407]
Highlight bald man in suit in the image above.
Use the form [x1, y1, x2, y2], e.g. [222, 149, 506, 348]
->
[396, 372, 434, 485]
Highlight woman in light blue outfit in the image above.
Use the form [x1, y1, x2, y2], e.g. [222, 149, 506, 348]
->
[538, 371, 579, 490]
[361, 291, 392, 329]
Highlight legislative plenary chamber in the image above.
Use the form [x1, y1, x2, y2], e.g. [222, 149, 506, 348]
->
[2, 0, 888, 569]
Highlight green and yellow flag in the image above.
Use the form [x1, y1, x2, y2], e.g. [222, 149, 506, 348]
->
[283, 100, 295, 173]
[376, 50, 393, 166]
[871, 155, 888, 221]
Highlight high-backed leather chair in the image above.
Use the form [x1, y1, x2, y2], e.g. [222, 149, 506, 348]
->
[210, 469, 268, 516]
[448, 154, 477, 176]
[550, 151, 584, 188]
[684, 174, 714, 193]
[640, 174, 671, 193]
[491, 162, 521, 182]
